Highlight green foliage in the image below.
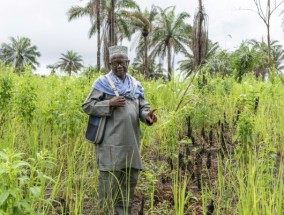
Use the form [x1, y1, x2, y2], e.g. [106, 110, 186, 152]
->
[279, 73, 284, 85]
[204, 49, 233, 77]
[0, 64, 284, 214]
[231, 41, 256, 82]
[0, 65, 13, 111]
[0, 149, 54, 214]
[235, 113, 255, 160]
[173, 175, 192, 215]
[13, 73, 38, 122]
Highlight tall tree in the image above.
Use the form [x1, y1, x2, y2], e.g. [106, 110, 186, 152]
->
[67, 0, 102, 70]
[56, 50, 84, 76]
[96, 0, 101, 70]
[250, 0, 284, 66]
[132, 51, 159, 76]
[150, 6, 191, 81]
[249, 39, 284, 77]
[68, 0, 139, 71]
[46, 64, 57, 75]
[0, 37, 40, 73]
[178, 41, 219, 77]
[105, 0, 139, 44]
[110, 0, 116, 46]
[102, 0, 139, 71]
[192, 0, 208, 68]
[271, 41, 284, 71]
[176, 0, 208, 111]
[123, 6, 158, 77]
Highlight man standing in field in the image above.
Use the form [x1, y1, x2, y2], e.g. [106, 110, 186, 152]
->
[82, 45, 157, 215]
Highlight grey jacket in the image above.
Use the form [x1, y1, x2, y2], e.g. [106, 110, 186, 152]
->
[82, 88, 151, 171]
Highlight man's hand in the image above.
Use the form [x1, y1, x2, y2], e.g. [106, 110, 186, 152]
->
[146, 109, 157, 124]
[110, 96, 126, 107]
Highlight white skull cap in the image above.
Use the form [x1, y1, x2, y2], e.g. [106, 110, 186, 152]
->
[109, 45, 128, 58]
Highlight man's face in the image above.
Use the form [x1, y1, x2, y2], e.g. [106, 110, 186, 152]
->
[110, 54, 129, 80]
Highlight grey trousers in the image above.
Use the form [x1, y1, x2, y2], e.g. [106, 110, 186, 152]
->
[98, 168, 139, 215]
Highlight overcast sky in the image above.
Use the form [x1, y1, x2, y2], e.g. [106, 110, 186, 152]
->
[1, 0, 284, 74]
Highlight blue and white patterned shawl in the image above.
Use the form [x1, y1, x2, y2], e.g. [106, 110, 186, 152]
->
[93, 71, 145, 99]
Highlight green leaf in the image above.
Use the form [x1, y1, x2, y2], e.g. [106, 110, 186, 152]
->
[30, 186, 41, 198]
[0, 209, 9, 215]
[0, 152, 8, 160]
[9, 188, 19, 198]
[15, 199, 32, 212]
[0, 190, 10, 206]
[18, 176, 30, 184]
[42, 174, 55, 183]
[12, 161, 30, 169]
[0, 169, 7, 175]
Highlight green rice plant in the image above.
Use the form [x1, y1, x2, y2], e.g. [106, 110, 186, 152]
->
[210, 150, 284, 215]
[235, 152, 283, 215]
[201, 186, 214, 215]
[173, 173, 192, 215]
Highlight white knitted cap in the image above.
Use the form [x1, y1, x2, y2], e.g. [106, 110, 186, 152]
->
[109, 45, 128, 58]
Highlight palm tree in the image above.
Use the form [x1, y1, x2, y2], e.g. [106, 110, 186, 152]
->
[149, 6, 191, 81]
[178, 41, 220, 77]
[123, 6, 158, 77]
[177, 50, 194, 77]
[249, 39, 284, 77]
[0, 37, 41, 73]
[192, 0, 208, 67]
[102, 0, 139, 71]
[271, 41, 284, 71]
[105, 0, 139, 44]
[67, 0, 102, 70]
[132, 51, 157, 75]
[68, 0, 139, 71]
[56, 50, 84, 76]
[175, 0, 208, 111]
[204, 50, 232, 78]
[46, 64, 57, 75]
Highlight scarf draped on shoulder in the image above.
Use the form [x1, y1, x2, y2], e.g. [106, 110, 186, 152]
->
[92, 71, 145, 99]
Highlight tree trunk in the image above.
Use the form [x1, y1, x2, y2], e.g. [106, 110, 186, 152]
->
[198, 0, 207, 85]
[97, 0, 101, 70]
[105, 8, 112, 72]
[198, 0, 202, 66]
[267, 0, 271, 67]
[108, 10, 112, 46]
[144, 35, 149, 77]
[267, 23, 271, 66]
[104, 35, 110, 72]
[167, 44, 172, 81]
[110, 0, 116, 46]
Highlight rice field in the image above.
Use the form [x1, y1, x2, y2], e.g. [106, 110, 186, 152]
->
[0, 65, 283, 214]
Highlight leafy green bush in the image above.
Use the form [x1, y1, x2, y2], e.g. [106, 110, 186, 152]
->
[0, 149, 54, 214]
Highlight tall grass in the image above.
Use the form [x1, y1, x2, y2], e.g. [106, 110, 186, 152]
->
[0, 64, 283, 214]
